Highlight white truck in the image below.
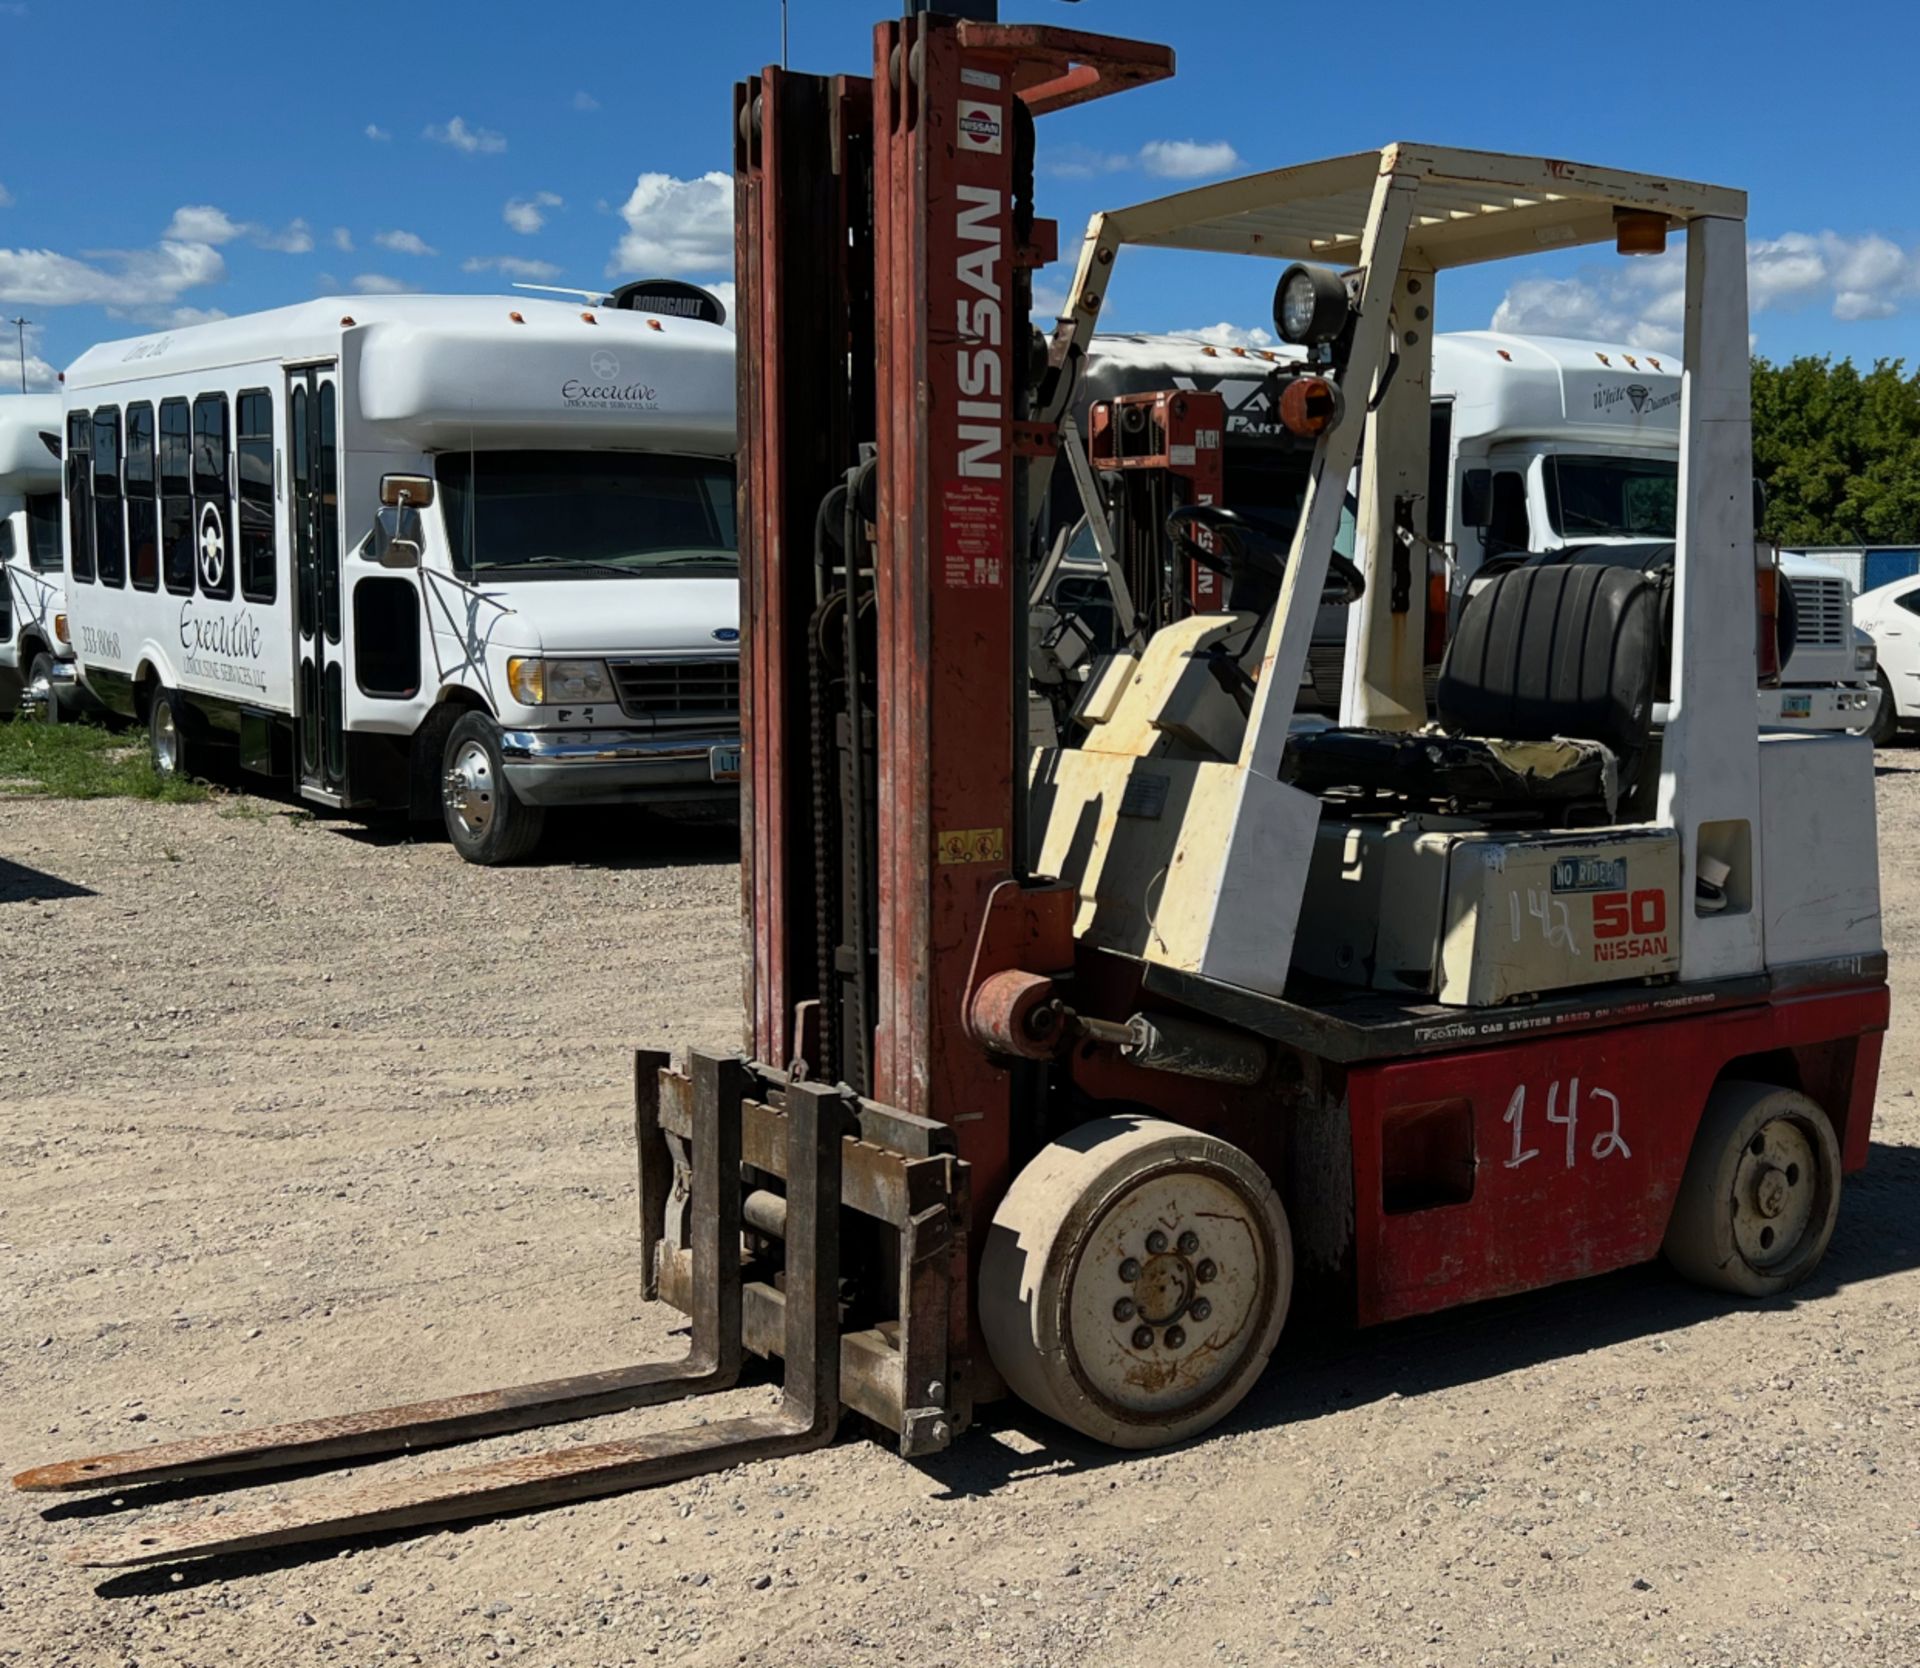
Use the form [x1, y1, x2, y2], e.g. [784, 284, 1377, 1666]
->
[0, 394, 76, 720]
[60, 290, 742, 862]
[1054, 330, 1877, 731]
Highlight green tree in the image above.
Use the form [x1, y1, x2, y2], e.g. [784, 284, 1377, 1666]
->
[1751, 356, 1920, 546]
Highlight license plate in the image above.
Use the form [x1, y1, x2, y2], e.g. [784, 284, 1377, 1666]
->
[1780, 693, 1812, 718]
[710, 745, 742, 782]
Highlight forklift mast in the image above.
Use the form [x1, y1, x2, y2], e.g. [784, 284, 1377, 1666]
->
[734, 17, 1173, 1232]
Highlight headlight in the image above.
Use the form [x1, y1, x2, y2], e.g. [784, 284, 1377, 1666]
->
[507, 657, 616, 706]
[1855, 640, 1877, 673]
[1272, 263, 1352, 346]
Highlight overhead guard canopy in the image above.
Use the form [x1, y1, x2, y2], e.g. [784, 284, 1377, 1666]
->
[1094, 143, 1747, 270]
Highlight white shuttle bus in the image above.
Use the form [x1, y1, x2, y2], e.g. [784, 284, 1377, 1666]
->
[60, 292, 742, 862]
[0, 394, 75, 719]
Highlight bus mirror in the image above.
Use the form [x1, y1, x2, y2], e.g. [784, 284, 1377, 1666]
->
[1460, 468, 1491, 530]
[380, 472, 434, 509]
[372, 505, 423, 569]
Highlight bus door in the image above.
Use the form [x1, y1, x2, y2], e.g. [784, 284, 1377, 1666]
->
[287, 363, 347, 801]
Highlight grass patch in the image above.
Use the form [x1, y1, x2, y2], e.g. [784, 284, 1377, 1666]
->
[0, 717, 208, 803]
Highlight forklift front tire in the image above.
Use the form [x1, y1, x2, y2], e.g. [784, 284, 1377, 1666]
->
[1663, 1080, 1841, 1297]
[980, 1115, 1291, 1450]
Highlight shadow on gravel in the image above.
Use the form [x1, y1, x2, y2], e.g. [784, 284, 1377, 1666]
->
[928, 1136, 1920, 1498]
[323, 806, 741, 870]
[74, 1142, 1919, 1586]
[0, 855, 94, 904]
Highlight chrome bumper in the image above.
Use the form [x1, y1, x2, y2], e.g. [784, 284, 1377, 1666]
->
[497, 727, 741, 807]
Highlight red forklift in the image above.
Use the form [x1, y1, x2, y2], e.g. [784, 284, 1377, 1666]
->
[15, 5, 1887, 1565]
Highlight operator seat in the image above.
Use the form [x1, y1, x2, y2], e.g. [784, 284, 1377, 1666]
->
[1282, 561, 1660, 815]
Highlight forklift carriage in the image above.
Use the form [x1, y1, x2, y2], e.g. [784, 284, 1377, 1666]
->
[15, 11, 1886, 1567]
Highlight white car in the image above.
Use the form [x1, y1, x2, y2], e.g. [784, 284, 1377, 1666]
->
[1854, 574, 1920, 745]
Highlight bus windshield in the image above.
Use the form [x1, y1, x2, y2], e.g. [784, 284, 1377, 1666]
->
[1543, 454, 1678, 540]
[438, 450, 737, 578]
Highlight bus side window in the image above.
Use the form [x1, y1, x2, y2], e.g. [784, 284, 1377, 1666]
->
[126, 403, 159, 591]
[66, 411, 95, 584]
[92, 407, 126, 588]
[160, 399, 193, 595]
[237, 390, 275, 603]
[192, 393, 233, 600]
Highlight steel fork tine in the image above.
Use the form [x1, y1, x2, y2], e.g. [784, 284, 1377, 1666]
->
[60, 1080, 846, 1568]
[14, 1052, 747, 1497]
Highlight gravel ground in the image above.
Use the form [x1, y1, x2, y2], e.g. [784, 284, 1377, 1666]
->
[2, 772, 1918, 1668]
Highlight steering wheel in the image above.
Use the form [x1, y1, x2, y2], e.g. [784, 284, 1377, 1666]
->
[1164, 504, 1365, 608]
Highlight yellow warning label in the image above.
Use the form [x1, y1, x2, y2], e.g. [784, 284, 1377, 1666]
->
[937, 826, 1006, 866]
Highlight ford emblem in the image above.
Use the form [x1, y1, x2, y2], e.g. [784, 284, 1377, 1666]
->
[712, 627, 740, 642]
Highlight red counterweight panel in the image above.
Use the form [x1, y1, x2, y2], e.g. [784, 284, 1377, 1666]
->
[1345, 985, 1888, 1327]
[1088, 389, 1226, 612]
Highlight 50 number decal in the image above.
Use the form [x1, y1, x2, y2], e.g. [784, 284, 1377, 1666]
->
[1502, 1078, 1631, 1170]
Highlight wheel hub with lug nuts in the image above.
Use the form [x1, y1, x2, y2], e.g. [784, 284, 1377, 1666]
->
[1064, 1165, 1271, 1421]
[1732, 1119, 1816, 1269]
[152, 705, 179, 773]
[444, 740, 496, 838]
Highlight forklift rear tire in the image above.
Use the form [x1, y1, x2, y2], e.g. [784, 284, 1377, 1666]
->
[1663, 1080, 1841, 1297]
[441, 711, 546, 865]
[980, 1115, 1291, 1449]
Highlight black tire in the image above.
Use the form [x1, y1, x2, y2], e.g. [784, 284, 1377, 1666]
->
[439, 711, 546, 865]
[1867, 669, 1900, 748]
[1663, 1080, 1841, 1297]
[147, 687, 200, 781]
[27, 651, 65, 725]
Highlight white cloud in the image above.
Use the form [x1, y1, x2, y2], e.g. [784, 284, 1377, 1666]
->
[463, 255, 563, 282]
[572, 91, 599, 112]
[258, 218, 313, 254]
[1138, 139, 1240, 180]
[1492, 229, 1920, 352]
[374, 229, 437, 257]
[0, 183, 13, 208]
[364, 124, 391, 142]
[705, 280, 736, 327]
[504, 192, 564, 235]
[0, 240, 226, 309]
[351, 273, 419, 294]
[1045, 139, 1240, 182]
[611, 171, 733, 277]
[165, 204, 245, 244]
[164, 205, 312, 254]
[425, 116, 506, 155]
[331, 226, 353, 252]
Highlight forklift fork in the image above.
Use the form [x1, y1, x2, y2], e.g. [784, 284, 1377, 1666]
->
[14, 1058, 847, 1569]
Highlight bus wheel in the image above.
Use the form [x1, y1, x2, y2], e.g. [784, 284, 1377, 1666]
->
[1664, 1080, 1841, 1297]
[147, 688, 198, 780]
[441, 712, 546, 865]
[980, 1115, 1291, 1449]
[27, 652, 65, 725]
